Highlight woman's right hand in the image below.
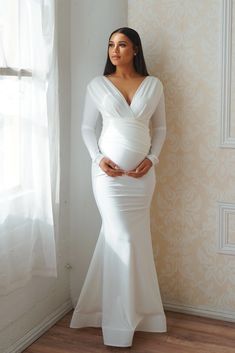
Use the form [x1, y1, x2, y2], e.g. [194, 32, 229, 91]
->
[99, 157, 124, 177]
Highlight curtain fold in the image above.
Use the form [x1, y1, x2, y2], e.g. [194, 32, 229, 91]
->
[0, 0, 60, 295]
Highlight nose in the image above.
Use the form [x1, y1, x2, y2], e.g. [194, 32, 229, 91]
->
[113, 45, 119, 53]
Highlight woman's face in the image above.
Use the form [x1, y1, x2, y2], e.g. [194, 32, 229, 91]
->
[108, 32, 136, 67]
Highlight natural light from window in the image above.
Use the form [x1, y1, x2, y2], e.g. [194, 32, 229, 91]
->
[0, 0, 32, 195]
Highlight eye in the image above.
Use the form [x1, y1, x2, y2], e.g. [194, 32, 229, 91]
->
[119, 44, 126, 47]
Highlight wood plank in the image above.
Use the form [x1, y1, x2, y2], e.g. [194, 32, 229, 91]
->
[22, 310, 235, 353]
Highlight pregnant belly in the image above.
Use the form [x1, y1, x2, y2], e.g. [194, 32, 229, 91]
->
[99, 140, 147, 171]
[98, 118, 151, 171]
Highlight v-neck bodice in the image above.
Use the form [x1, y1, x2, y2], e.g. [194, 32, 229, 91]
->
[87, 74, 163, 119]
[102, 75, 149, 108]
[81, 73, 166, 170]
[84, 74, 165, 170]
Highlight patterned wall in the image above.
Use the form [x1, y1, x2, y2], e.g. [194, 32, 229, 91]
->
[128, 0, 235, 318]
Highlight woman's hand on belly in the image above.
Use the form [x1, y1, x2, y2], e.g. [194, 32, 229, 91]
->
[125, 158, 153, 178]
[99, 157, 124, 177]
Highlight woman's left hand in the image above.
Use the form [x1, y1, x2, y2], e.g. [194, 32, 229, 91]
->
[125, 158, 153, 178]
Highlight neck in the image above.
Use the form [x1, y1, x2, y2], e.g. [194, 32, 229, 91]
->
[114, 64, 137, 78]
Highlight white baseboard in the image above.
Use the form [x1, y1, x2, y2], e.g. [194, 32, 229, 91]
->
[5, 299, 73, 353]
[163, 302, 235, 323]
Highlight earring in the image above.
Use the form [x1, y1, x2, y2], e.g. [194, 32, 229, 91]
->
[134, 53, 137, 56]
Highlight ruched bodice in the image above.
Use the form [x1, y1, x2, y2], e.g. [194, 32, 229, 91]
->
[80, 75, 166, 168]
[89, 75, 163, 119]
[99, 116, 151, 170]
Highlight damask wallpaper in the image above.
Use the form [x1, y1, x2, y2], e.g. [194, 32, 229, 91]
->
[128, 0, 235, 320]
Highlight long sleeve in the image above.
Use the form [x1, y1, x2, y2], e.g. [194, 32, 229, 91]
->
[147, 90, 167, 166]
[81, 85, 105, 165]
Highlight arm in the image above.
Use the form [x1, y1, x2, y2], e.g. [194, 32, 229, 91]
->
[146, 90, 167, 165]
[126, 90, 167, 178]
[81, 84, 124, 176]
[81, 85, 105, 165]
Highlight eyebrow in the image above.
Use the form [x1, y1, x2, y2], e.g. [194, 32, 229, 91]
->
[109, 40, 128, 43]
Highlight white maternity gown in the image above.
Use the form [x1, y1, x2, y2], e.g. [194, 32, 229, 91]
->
[70, 75, 167, 347]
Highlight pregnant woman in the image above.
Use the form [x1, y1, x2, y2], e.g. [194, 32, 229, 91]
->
[70, 27, 167, 347]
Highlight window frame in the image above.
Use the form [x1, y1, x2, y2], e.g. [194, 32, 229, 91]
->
[0, 67, 32, 195]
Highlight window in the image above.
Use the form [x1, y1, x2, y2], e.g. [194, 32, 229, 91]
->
[0, 0, 32, 194]
[0, 0, 59, 295]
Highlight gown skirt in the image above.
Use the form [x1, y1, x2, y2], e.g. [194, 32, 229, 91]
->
[70, 75, 167, 347]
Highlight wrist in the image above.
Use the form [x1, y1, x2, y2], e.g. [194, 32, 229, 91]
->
[93, 153, 105, 165]
[146, 154, 159, 166]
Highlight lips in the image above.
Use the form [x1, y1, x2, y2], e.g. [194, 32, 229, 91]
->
[112, 56, 120, 59]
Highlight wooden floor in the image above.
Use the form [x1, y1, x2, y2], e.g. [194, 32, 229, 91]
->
[23, 310, 235, 353]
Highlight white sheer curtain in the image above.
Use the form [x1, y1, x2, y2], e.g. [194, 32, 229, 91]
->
[0, 0, 60, 295]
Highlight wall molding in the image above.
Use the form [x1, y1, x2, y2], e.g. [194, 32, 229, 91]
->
[220, 0, 235, 148]
[4, 299, 73, 353]
[164, 301, 235, 323]
[218, 201, 235, 255]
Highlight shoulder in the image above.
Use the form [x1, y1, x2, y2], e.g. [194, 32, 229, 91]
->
[87, 75, 104, 90]
[148, 76, 164, 99]
[85, 76, 105, 107]
[148, 75, 163, 88]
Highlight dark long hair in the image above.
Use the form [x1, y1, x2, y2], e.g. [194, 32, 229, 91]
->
[103, 27, 149, 76]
